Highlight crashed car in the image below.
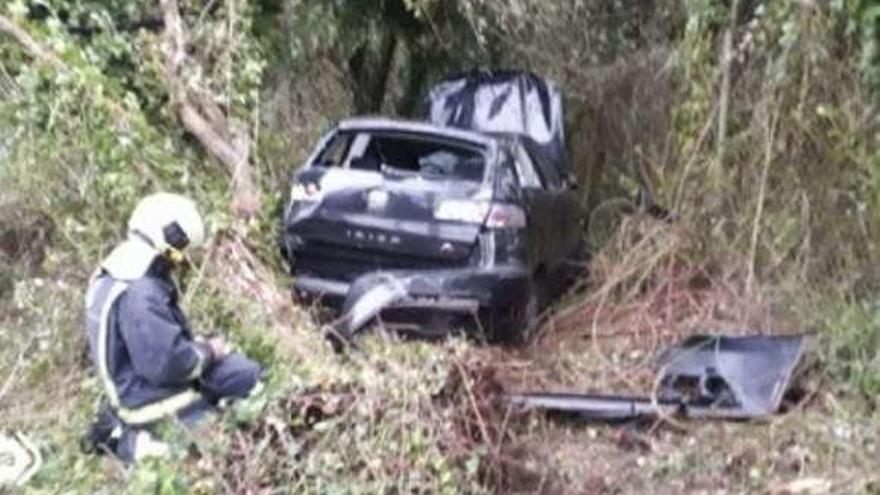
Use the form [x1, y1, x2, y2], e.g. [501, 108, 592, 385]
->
[281, 71, 582, 341]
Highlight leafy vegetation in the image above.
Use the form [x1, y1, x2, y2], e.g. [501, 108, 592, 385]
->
[1, 0, 879, 493]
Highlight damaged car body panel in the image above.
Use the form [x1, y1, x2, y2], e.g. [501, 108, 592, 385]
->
[509, 334, 807, 421]
[654, 334, 806, 417]
[426, 70, 567, 176]
[281, 72, 581, 340]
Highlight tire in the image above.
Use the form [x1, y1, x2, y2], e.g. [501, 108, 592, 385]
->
[519, 279, 540, 344]
[484, 278, 538, 345]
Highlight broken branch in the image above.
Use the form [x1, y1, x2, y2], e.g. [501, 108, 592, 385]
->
[159, 0, 260, 219]
[0, 14, 65, 68]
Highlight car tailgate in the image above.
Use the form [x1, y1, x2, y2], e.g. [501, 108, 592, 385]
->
[286, 169, 487, 275]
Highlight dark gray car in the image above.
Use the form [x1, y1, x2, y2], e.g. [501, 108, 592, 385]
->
[281, 71, 582, 341]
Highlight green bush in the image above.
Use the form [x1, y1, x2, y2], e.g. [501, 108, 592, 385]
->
[821, 299, 880, 411]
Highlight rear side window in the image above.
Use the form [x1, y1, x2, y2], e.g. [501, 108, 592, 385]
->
[314, 132, 354, 167]
[522, 141, 563, 190]
[314, 130, 486, 183]
[513, 144, 544, 189]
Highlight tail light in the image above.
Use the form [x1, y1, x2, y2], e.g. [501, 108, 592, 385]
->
[434, 200, 526, 229]
[290, 182, 322, 202]
[484, 203, 527, 229]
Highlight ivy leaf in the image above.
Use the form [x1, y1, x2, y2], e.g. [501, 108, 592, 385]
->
[8, 0, 29, 18]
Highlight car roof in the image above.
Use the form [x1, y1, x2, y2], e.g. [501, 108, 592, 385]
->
[337, 117, 496, 148]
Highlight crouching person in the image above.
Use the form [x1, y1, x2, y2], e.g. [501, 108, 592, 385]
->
[82, 193, 263, 463]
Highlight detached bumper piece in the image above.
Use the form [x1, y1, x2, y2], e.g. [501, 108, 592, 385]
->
[318, 269, 529, 339]
[509, 335, 806, 421]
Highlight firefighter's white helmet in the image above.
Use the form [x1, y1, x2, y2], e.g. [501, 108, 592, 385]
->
[127, 193, 206, 251]
[101, 193, 206, 280]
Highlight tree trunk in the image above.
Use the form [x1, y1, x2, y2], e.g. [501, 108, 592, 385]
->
[395, 46, 431, 118]
[349, 31, 398, 114]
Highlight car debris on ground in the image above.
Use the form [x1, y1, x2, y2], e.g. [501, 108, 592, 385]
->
[508, 334, 806, 421]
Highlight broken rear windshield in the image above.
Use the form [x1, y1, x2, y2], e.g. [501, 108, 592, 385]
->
[313, 131, 486, 183]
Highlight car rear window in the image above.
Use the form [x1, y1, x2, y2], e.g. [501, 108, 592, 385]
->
[314, 131, 486, 183]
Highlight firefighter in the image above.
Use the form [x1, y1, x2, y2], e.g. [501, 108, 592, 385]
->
[82, 193, 262, 462]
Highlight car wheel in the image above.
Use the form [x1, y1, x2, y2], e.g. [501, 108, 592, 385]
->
[482, 278, 540, 345]
[491, 279, 539, 345]
[519, 280, 540, 343]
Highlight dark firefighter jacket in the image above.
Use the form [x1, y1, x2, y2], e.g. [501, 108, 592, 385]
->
[85, 264, 214, 425]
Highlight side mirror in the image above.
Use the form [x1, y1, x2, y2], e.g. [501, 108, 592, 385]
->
[567, 173, 580, 190]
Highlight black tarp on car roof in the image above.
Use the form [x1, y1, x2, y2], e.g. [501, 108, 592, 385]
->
[425, 70, 567, 175]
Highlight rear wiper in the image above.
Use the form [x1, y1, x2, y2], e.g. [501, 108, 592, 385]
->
[419, 171, 448, 181]
[380, 164, 420, 178]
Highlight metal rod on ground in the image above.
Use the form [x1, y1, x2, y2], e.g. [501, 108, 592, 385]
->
[507, 392, 681, 421]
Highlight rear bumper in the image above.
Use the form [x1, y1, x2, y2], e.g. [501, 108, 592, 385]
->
[294, 266, 531, 337]
[294, 276, 350, 301]
[295, 267, 528, 303]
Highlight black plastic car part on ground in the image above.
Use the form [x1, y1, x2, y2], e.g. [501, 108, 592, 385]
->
[280, 71, 582, 341]
[508, 334, 807, 421]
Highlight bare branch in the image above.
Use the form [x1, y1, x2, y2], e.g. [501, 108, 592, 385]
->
[0, 14, 65, 68]
[159, 0, 260, 219]
[159, 0, 186, 97]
